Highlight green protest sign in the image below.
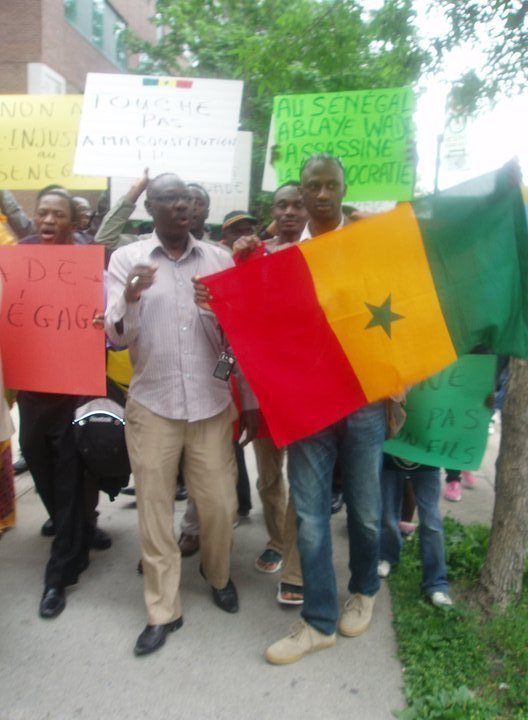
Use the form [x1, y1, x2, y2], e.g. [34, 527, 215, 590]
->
[272, 87, 415, 201]
[384, 355, 496, 470]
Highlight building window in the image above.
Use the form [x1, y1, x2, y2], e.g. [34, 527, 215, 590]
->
[64, 0, 127, 70]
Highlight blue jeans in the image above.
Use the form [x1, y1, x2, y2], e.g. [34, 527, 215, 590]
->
[380, 466, 449, 596]
[288, 402, 386, 635]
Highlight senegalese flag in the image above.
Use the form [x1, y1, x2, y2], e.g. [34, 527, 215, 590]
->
[202, 168, 528, 447]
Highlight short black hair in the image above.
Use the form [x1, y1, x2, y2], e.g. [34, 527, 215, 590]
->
[274, 181, 301, 198]
[300, 153, 345, 181]
[188, 183, 211, 208]
[37, 187, 76, 221]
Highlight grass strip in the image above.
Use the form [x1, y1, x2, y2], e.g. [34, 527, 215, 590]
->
[390, 517, 528, 719]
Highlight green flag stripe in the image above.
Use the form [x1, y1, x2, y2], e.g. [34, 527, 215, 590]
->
[414, 179, 528, 358]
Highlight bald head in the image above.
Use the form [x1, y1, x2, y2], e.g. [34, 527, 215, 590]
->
[146, 173, 183, 200]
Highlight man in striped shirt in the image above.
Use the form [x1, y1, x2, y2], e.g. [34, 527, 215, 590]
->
[105, 173, 258, 657]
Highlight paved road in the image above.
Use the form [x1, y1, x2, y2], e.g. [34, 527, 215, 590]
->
[0, 414, 499, 720]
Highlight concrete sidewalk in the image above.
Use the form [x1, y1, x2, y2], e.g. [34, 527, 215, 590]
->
[0, 418, 499, 720]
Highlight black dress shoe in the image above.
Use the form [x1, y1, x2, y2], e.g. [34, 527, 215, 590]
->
[212, 579, 239, 613]
[90, 527, 112, 551]
[41, 518, 56, 537]
[39, 587, 65, 619]
[13, 456, 28, 475]
[331, 492, 344, 515]
[134, 618, 183, 656]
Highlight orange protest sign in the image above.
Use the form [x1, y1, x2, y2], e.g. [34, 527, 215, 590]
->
[0, 245, 106, 395]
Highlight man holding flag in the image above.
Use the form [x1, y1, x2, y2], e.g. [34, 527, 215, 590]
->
[199, 156, 528, 664]
[264, 154, 386, 664]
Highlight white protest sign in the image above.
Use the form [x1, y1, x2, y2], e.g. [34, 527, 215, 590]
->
[110, 131, 253, 225]
[197, 130, 252, 224]
[74, 73, 243, 183]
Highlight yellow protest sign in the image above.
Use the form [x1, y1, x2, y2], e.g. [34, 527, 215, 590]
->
[0, 95, 106, 190]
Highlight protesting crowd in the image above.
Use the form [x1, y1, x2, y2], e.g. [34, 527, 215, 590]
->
[0, 146, 515, 664]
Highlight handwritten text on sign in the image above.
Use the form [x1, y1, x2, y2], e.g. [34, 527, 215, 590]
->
[273, 87, 415, 201]
[0, 245, 106, 395]
[0, 96, 106, 191]
[110, 131, 253, 225]
[74, 74, 243, 183]
[384, 355, 496, 470]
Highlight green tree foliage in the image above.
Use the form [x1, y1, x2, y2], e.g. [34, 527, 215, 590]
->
[432, 1, 528, 111]
[124, 0, 429, 214]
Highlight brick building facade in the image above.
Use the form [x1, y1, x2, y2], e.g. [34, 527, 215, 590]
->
[0, 0, 157, 207]
[0, 0, 156, 92]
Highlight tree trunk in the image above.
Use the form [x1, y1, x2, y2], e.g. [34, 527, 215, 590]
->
[474, 358, 528, 612]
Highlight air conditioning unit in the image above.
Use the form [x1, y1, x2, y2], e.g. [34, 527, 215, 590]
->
[27, 63, 66, 94]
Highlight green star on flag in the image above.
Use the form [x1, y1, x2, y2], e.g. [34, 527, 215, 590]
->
[365, 294, 404, 338]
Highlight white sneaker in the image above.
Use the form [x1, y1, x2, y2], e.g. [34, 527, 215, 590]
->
[377, 560, 391, 578]
[265, 620, 336, 665]
[338, 593, 376, 637]
[430, 591, 453, 607]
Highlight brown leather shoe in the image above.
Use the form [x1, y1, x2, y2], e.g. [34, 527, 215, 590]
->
[178, 533, 200, 557]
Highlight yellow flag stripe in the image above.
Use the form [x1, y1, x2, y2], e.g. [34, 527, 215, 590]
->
[299, 204, 457, 400]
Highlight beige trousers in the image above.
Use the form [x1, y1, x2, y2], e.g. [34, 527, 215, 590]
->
[125, 398, 237, 625]
[253, 437, 302, 586]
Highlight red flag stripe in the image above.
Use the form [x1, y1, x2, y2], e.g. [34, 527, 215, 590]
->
[203, 245, 368, 446]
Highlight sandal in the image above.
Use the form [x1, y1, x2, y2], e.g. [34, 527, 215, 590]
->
[255, 549, 283, 574]
[277, 582, 304, 605]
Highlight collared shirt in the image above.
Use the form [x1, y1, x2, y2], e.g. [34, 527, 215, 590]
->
[105, 231, 256, 422]
[299, 214, 346, 241]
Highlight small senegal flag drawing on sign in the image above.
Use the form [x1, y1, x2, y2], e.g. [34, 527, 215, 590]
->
[202, 166, 528, 447]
